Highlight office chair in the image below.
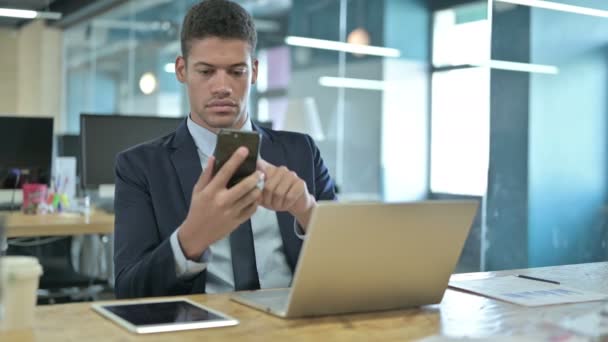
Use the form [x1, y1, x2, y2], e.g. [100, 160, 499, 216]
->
[7, 236, 108, 304]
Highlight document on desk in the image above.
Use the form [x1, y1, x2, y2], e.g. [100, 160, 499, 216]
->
[449, 275, 608, 306]
[417, 334, 587, 342]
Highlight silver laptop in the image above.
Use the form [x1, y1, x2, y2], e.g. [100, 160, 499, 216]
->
[231, 200, 478, 318]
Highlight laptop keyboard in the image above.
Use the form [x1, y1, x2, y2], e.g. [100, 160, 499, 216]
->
[241, 288, 290, 310]
[253, 288, 290, 298]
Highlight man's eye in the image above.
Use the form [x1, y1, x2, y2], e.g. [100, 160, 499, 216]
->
[231, 69, 246, 76]
[198, 69, 213, 75]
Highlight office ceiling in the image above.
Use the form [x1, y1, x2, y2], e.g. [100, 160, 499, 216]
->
[0, 0, 475, 29]
[0, 0, 292, 28]
[0, 0, 60, 26]
[0, 0, 115, 28]
[0, 0, 57, 9]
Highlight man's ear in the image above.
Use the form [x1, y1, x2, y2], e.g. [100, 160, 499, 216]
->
[175, 56, 186, 83]
[251, 58, 258, 85]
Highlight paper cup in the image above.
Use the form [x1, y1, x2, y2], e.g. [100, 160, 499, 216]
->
[0, 256, 43, 331]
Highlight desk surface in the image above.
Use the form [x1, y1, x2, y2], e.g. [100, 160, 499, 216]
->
[2, 211, 114, 237]
[3, 262, 607, 341]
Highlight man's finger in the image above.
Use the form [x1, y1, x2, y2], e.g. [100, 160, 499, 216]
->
[233, 187, 262, 212]
[263, 174, 281, 209]
[194, 156, 215, 193]
[256, 158, 271, 172]
[210, 146, 249, 189]
[283, 182, 303, 210]
[273, 178, 294, 210]
[237, 200, 260, 222]
[224, 171, 264, 204]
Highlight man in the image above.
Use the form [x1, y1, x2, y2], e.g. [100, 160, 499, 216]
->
[113, 0, 336, 298]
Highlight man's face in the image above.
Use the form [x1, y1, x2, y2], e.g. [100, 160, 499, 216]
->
[176, 37, 258, 132]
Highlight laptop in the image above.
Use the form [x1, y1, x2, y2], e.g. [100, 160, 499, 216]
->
[231, 200, 478, 318]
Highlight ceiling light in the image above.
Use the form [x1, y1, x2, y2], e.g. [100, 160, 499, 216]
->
[139, 72, 157, 95]
[495, 0, 608, 18]
[285, 36, 400, 58]
[347, 28, 371, 58]
[474, 60, 559, 74]
[164, 63, 175, 73]
[347, 28, 370, 46]
[319, 77, 386, 91]
[0, 7, 62, 20]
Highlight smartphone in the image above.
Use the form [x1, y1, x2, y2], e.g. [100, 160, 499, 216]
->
[213, 129, 261, 188]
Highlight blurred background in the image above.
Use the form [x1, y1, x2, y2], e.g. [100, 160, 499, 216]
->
[0, 0, 607, 294]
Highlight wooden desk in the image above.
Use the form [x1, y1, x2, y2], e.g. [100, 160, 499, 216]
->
[3, 262, 606, 341]
[2, 211, 114, 237]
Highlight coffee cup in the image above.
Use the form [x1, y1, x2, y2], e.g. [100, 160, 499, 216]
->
[0, 256, 43, 331]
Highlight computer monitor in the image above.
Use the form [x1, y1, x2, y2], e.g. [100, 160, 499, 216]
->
[56, 134, 80, 158]
[56, 134, 81, 177]
[0, 116, 54, 190]
[80, 114, 183, 190]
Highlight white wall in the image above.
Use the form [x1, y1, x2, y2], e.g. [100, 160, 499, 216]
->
[0, 28, 18, 114]
[0, 20, 62, 132]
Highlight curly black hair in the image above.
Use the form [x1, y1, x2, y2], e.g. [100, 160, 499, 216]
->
[180, 0, 257, 59]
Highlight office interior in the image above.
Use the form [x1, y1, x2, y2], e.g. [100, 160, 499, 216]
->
[0, 0, 606, 309]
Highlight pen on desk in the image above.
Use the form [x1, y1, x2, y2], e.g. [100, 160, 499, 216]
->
[517, 274, 560, 285]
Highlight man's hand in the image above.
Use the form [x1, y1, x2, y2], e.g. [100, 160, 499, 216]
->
[178, 147, 264, 260]
[257, 159, 316, 230]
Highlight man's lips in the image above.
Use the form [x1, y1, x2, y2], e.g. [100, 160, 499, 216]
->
[206, 100, 237, 112]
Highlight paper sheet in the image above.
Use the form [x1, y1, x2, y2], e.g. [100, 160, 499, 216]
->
[449, 275, 608, 306]
[55, 156, 77, 200]
[417, 336, 586, 342]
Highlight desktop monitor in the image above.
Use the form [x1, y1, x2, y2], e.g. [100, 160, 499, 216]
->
[56, 134, 80, 158]
[56, 134, 81, 177]
[80, 114, 183, 190]
[0, 116, 54, 190]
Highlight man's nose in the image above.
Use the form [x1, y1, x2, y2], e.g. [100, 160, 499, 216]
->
[211, 71, 232, 96]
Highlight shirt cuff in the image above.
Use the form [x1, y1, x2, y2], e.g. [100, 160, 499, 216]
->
[170, 228, 208, 279]
[293, 219, 306, 240]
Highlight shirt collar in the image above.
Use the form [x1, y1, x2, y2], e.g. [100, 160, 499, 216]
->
[186, 114, 252, 157]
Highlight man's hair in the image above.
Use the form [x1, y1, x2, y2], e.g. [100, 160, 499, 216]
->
[181, 0, 257, 59]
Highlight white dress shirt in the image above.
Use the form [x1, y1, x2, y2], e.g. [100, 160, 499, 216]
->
[169, 116, 294, 293]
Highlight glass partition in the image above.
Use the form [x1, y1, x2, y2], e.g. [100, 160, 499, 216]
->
[61, 0, 608, 272]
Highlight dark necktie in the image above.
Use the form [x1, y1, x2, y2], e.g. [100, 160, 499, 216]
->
[230, 220, 260, 291]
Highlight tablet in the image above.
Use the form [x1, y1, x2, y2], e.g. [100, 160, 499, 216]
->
[92, 298, 238, 334]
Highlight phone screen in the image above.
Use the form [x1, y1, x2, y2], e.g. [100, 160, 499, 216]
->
[213, 129, 260, 187]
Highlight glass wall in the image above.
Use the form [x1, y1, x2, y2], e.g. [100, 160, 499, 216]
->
[63, 0, 196, 133]
[61, 0, 608, 272]
[429, 0, 608, 271]
[62, 0, 431, 204]
[486, 0, 608, 270]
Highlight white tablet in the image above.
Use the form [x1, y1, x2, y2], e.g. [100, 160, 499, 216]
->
[91, 298, 238, 334]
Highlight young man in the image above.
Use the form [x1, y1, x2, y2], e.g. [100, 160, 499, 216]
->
[113, 0, 336, 298]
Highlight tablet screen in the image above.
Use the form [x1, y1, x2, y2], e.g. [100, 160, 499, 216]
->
[103, 300, 226, 326]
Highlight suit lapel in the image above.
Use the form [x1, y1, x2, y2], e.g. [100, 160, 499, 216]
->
[169, 120, 201, 211]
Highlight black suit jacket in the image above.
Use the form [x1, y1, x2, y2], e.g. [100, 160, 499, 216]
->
[113, 120, 336, 298]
